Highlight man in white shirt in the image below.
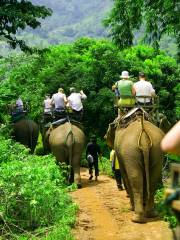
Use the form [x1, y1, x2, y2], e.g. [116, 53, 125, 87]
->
[43, 94, 53, 123]
[51, 88, 67, 111]
[133, 72, 155, 104]
[67, 87, 87, 120]
[51, 88, 67, 120]
[16, 96, 24, 112]
[44, 95, 52, 114]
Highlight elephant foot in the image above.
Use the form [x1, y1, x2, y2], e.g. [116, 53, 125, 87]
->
[77, 183, 82, 189]
[145, 210, 158, 218]
[132, 213, 146, 224]
[128, 206, 135, 211]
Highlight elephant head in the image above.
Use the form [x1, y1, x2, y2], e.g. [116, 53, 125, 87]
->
[158, 113, 171, 133]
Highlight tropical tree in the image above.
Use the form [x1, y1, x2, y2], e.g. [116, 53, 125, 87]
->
[0, 38, 179, 137]
[0, 0, 52, 52]
[104, 0, 180, 60]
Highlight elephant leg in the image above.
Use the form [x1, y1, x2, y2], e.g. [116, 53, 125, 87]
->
[145, 149, 163, 218]
[145, 195, 158, 218]
[119, 160, 134, 210]
[71, 155, 81, 188]
[131, 173, 146, 223]
[68, 167, 74, 184]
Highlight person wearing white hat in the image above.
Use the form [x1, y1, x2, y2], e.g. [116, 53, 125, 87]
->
[113, 71, 135, 110]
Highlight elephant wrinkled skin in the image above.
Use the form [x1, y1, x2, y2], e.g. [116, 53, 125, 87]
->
[44, 122, 85, 186]
[13, 119, 39, 153]
[106, 118, 164, 223]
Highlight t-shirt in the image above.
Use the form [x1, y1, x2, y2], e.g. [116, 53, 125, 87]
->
[116, 80, 135, 106]
[16, 98, 23, 110]
[110, 150, 120, 170]
[116, 80, 133, 97]
[44, 98, 52, 113]
[86, 142, 101, 160]
[68, 92, 87, 111]
[133, 80, 155, 103]
[51, 92, 66, 109]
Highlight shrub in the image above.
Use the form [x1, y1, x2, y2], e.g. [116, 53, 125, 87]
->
[0, 137, 77, 239]
[155, 187, 177, 228]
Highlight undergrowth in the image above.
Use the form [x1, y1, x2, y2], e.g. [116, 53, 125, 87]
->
[0, 135, 78, 240]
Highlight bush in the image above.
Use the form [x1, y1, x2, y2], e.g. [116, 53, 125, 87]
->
[0, 137, 77, 239]
[99, 156, 113, 177]
[155, 188, 177, 228]
[0, 40, 179, 137]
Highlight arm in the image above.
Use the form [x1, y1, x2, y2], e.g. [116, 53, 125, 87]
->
[80, 90, 87, 100]
[63, 94, 68, 105]
[161, 121, 180, 156]
[51, 95, 54, 106]
[149, 83, 156, 97]
[132, 85, 136, 96]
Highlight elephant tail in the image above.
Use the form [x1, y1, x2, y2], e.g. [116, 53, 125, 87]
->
[138, 116, 152, 199]
[65, 123, 75, 168]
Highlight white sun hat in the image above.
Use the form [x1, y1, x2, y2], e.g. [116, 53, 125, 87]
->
[120, 71, 130, 79]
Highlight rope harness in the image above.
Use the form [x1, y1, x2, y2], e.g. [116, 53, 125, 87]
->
[138, 112, 153, 150]
[64, 116, 75, 145]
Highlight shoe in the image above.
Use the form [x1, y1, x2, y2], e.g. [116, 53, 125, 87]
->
[118, 185, 124, 191]
[95, 176, 98, 181]
[89, 175, 93, 180]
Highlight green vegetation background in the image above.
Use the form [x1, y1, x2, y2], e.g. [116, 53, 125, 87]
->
[0, 31, 179, 240]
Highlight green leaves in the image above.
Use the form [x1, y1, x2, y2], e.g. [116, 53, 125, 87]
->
[0, 136, 77, 239]
[0, 39, 179, 134]
[0, 0, 52, 52]
[105, 0, 180, 59]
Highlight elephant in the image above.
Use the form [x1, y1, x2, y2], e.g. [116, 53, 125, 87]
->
[13, 118, 39, 154]
[105, 116, 165, 223]
[43, 121, 85, 187]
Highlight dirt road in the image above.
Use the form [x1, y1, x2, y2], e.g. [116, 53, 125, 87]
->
[70, 168, 173, 240]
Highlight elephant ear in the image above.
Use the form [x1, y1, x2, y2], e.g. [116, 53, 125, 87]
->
[159, 114, 171, 133]
[104, 123, 115, 149]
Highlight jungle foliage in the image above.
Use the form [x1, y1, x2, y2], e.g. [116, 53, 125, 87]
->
[0, 38, 179, 138]
[0, 135, 77, 239]
[0, 0, 177, 58]
[104, 0, 180, 60]
[0, 0, 52, 52]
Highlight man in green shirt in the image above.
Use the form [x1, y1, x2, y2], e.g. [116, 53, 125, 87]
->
[112, 71, 135, 117]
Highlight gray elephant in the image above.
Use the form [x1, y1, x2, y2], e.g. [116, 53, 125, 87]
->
[44, 122, 85, 187]
[13, 118, 39, 153]
[105, 117, 164, 223]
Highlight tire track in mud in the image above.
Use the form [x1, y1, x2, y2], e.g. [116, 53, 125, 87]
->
[70, 168, 173, 240]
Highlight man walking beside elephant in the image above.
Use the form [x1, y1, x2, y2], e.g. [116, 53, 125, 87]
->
[86, 136, 101, 181]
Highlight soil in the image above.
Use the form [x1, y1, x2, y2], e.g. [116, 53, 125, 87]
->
[70, 168, 173, 240]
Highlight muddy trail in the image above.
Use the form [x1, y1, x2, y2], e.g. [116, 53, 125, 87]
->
[70, 168, 173, 240]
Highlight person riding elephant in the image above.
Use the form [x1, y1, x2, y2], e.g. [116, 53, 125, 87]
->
[105, 114, 164, 223]
[12, 118, 39, 154]
[112, 71, 136, 117]
[43, 121, 85, 187]
[51, 88, 67, 120]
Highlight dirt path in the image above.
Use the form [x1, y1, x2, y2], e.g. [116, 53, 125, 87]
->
[70, 168, 173, 240]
